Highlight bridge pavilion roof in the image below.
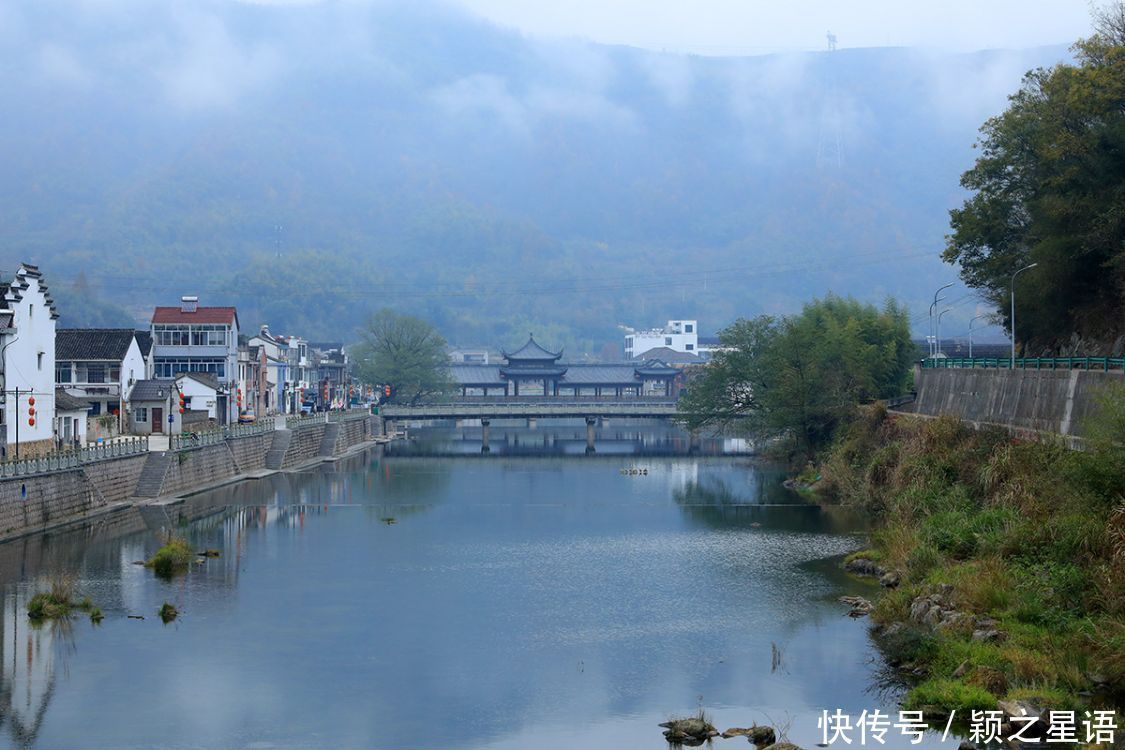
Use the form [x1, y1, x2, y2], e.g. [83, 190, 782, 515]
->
[501, 335, 563, 363]
[450, 361, 678, 388]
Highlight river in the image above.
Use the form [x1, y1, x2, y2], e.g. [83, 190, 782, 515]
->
[0, 425, 942, 749]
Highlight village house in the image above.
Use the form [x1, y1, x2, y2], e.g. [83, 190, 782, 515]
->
[54, 329, 147, 439]
[126, 372, 220, 434]
[54, 389, 89, 447]
[150, 296, 239, 425]
[0, 265, 58, 459]
[248, 325, 290, 414]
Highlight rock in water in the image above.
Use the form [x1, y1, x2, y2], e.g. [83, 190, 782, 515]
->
[760, 743, 805, 750]
[660, 716, 719, 744]
[839, 595, 874, 617]
[721, 726, 776, 745]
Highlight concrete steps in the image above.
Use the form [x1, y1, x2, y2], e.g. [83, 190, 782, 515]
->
[319, 423, 340, 457]
[134, 452, 173, 498]
[265, 430, 292, 470]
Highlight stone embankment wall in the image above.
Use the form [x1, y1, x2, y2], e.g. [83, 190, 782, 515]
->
[0, 470, 98, 537]
[83, 455, 149, 504]
[0, 416, 380, 541]
[226, 433, 273, 473]
[911, 367, 1123, 438]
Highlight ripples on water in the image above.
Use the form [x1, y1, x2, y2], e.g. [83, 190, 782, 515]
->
[0, 425, 945, 749]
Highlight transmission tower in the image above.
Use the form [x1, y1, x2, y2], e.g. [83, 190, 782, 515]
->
[816, 31, 845, 170]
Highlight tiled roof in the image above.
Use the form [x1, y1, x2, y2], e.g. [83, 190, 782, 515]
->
[632, 346, 702, 364]
[502, 336, 562, 361]
[129, 379, 174, 402]
[134, 331, 153, 357]
[56, 329, 139, 361]
[450, 363, 673, 386]
[55, 388, 90, 412]
[152, 306, 238, 325]
[180, 372, 220, 390]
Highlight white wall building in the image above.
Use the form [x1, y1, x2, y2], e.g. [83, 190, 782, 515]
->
[150, 297, 239, 424]
[55, 329, 147, 438]
[623, 320, 699, 359]
[0, 265, 58, 459]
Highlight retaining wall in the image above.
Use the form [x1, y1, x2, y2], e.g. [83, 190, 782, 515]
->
[912, 367, 1122, 438]
[334, 418, 372, 455]
[227, 433, 273, 473]
[159, 444, 239, 498]
[0, 470, 99, 538]
[82, 454, 149, 504]
[283, 422, 328, 468]
[0, 419, 385, 540]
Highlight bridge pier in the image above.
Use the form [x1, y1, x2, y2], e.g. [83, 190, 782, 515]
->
[689, 429, 701, 453]
[585, 416, 597, 453]
[481, 419, 491, 453]
[527, 417, 537, 430]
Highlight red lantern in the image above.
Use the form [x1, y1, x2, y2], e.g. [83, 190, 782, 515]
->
[27, 407, 35, 416]
[28, 396, 35, 406]
[179, 408, 185, 414]
[28, 417, 35, 426]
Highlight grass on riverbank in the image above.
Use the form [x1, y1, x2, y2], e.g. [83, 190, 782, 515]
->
[819, 400, 1124, 713]
[145, 537, 195, 579]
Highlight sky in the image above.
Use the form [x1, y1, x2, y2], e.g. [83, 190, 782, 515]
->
[449, 0, 1094, 55]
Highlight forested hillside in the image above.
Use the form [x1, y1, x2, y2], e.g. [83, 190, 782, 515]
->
[0, 0, 1068, 349]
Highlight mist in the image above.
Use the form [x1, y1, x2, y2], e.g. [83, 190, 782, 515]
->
[0, 0, 1073, 350]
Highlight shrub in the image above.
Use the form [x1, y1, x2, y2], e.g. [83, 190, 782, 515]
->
[146, 538, 195, 579]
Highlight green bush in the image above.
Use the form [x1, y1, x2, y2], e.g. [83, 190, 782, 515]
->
[146, 538, 195, 579]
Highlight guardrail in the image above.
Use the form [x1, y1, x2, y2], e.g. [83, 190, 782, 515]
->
[170, 430, 226, 451]
[285, 413, 328, 429]
[327, 408, 370, 422]
[923, 357, 1125, 371]
[0, 436, 150, 479]
[223, 418, 275, 439]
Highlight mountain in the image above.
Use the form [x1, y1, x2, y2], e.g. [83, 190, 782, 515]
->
[0, 0, 1071, 350]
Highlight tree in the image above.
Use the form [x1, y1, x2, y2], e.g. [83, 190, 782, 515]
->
[678, 296, 913, 458]
[944, 7, 1125, 353]
[354, 309, 453, 404]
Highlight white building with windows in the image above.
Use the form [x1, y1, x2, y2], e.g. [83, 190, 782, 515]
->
[623, 320, 699, 359]
[150, 296, 239, 424]
[54, 329, 147, 437]
[0, 264, 58, 458]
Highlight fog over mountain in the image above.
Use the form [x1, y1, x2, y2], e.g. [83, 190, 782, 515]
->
[0, 0, 1070, 350]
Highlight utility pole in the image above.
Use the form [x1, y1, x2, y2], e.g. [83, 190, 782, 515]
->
[1010, 263, 1038, 368]
[968, 315, 987, 359]
[937, 308, 953, 358]
[929, 282, 954, 358]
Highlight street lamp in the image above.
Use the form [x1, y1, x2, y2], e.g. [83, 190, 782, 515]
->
[937, 307, 953, 358]
[929, 282, 955, 358]
[968, 314, 988, 359]
[1010, 263, 1039, 368]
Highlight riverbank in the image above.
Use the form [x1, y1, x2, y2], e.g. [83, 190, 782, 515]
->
[0, 413, 398, 543]
[817, 404, 1124, 716]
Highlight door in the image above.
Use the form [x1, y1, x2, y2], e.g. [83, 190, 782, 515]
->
[152, 407, 163, 434]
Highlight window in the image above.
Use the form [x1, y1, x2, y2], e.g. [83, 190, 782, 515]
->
[28, 305, 33, 319]
[37, 352, 43, 370]
[109, 366, 121, 382]
[665, 337, 672, 346]
[154, 358, 226, 379]
[56, 362, 72, 383]
[686, 344, 695, 351]
[85, 364, 107, 383]
[89, 401, 102, 416]
[685, 324, 694, 333]
[136, 407, 148, 423]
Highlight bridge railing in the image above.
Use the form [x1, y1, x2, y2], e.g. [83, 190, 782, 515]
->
[923, 357, 1125, 371]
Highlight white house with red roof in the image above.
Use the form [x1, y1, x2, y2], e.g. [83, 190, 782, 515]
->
[150, 296, 239, 425]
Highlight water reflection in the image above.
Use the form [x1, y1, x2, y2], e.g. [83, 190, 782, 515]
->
[0, 429, 943, 749]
